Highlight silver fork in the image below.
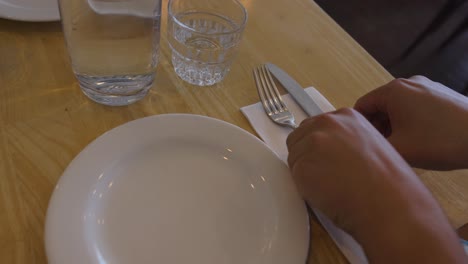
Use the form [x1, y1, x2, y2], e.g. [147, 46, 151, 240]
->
[253, 64, 298, 129]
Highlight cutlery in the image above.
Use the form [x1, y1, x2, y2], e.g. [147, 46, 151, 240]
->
[253, 64, 298, 129]
[266, 63, 323, 117]
[253, 64, 369, 264]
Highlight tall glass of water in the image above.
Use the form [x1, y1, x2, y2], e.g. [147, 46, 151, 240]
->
[167, 0, 247, 86]
[59, 0, 162, 106]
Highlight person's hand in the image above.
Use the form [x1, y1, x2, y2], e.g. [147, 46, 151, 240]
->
[286, 108, 467, 263]
[354, 76, 468, 170]
[286, 108, 425, 231]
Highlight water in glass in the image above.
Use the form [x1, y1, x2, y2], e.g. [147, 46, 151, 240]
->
[59, 0, 161, 106]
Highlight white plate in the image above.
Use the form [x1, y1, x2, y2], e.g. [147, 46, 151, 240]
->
[45, 114, 309, 264]
[0, 0, 60, 21]
[88, 0, 157, 17]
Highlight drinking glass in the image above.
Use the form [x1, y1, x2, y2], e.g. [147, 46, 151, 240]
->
[167, 0, 247, 86]
[59, 0, 162, 106]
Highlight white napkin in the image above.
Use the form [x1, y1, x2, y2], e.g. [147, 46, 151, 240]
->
[241, 87, 368, 264]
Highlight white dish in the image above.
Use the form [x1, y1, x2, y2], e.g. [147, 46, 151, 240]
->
[0, 0, 60, 21]
[45, 114, 309, 264]
[88, 0, 157, 17]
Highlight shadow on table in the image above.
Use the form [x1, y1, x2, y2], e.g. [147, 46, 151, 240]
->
[0, 18, 61, 33]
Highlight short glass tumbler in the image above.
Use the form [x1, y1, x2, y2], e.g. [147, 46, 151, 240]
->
[59, 0, 162, 106]
[167, 0, 247, 86]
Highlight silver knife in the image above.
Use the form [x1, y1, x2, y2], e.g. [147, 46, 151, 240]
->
[266, 63, 323, 116]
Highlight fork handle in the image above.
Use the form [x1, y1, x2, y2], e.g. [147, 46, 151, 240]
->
[286, 120, 298, 129]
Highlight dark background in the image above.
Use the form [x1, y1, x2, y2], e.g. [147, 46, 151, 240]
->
[315, 0, 468, 94]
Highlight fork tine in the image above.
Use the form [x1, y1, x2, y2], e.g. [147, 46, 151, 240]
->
[257, 66, 280, 113]
[259, 65, 286, 112]
[264, 65, 287, 110]
[256, 66, 279, 114]
[253, 67, 274, 115]
[253, 64, 298, 129]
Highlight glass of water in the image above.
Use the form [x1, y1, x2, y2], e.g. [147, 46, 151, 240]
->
[59, 0, 162, 106]
[167, 0, 247, 86]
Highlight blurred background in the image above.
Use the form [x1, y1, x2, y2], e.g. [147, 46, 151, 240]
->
[315, 0, 468, 95]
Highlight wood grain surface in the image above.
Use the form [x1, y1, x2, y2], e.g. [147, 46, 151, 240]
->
[0, 0, 467, 263]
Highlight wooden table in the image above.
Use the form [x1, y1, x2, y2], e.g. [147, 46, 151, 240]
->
[1, 0, 467, 263]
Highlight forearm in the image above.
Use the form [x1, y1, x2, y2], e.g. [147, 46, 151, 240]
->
[356, 204, 466, 263]
[351, 172, 467, 263]
[460, 120, 468, 169]
[444, 107, 468, 169]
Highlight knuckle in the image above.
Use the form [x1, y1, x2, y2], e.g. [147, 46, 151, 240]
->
[299, 116, 314, 126]
[314, 113, 339, 128]
[391, 78, 407, 87]
[310, 112, 329, 125]
[389, 78, 421, 94]
[305, 131, 330, 146]
[336, 107, 355, 116]
[409, 75, 429, 82]
[354, 96, 365, 106]
[287, 155, 295, 168]
[286, 133, 295, 147]
[331, 108, 360, 124]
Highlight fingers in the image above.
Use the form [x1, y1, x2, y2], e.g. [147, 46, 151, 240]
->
[287, 108, 359, 151]
[354, 78, 412, 137]
[408, 75, 430, 82]
[367, 110, 392, 137]
[286, 110, 339, 153]
[286, 116, 318, 151]
[287, 130, 327, 169]
[286, 108, 361, 168]
[354, 76, 435, 117]
[286, 113, 332, 168]
[354, 81, 392, 117]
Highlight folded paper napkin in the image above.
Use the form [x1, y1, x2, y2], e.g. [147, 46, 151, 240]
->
[241, 87, 368, 264]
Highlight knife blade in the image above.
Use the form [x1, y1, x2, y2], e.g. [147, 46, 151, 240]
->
[266, 63, 323, 117]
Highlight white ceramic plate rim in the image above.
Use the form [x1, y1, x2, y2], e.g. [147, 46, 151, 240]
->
[45, 114, 309, 263]
[0, 0, 60, 22]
